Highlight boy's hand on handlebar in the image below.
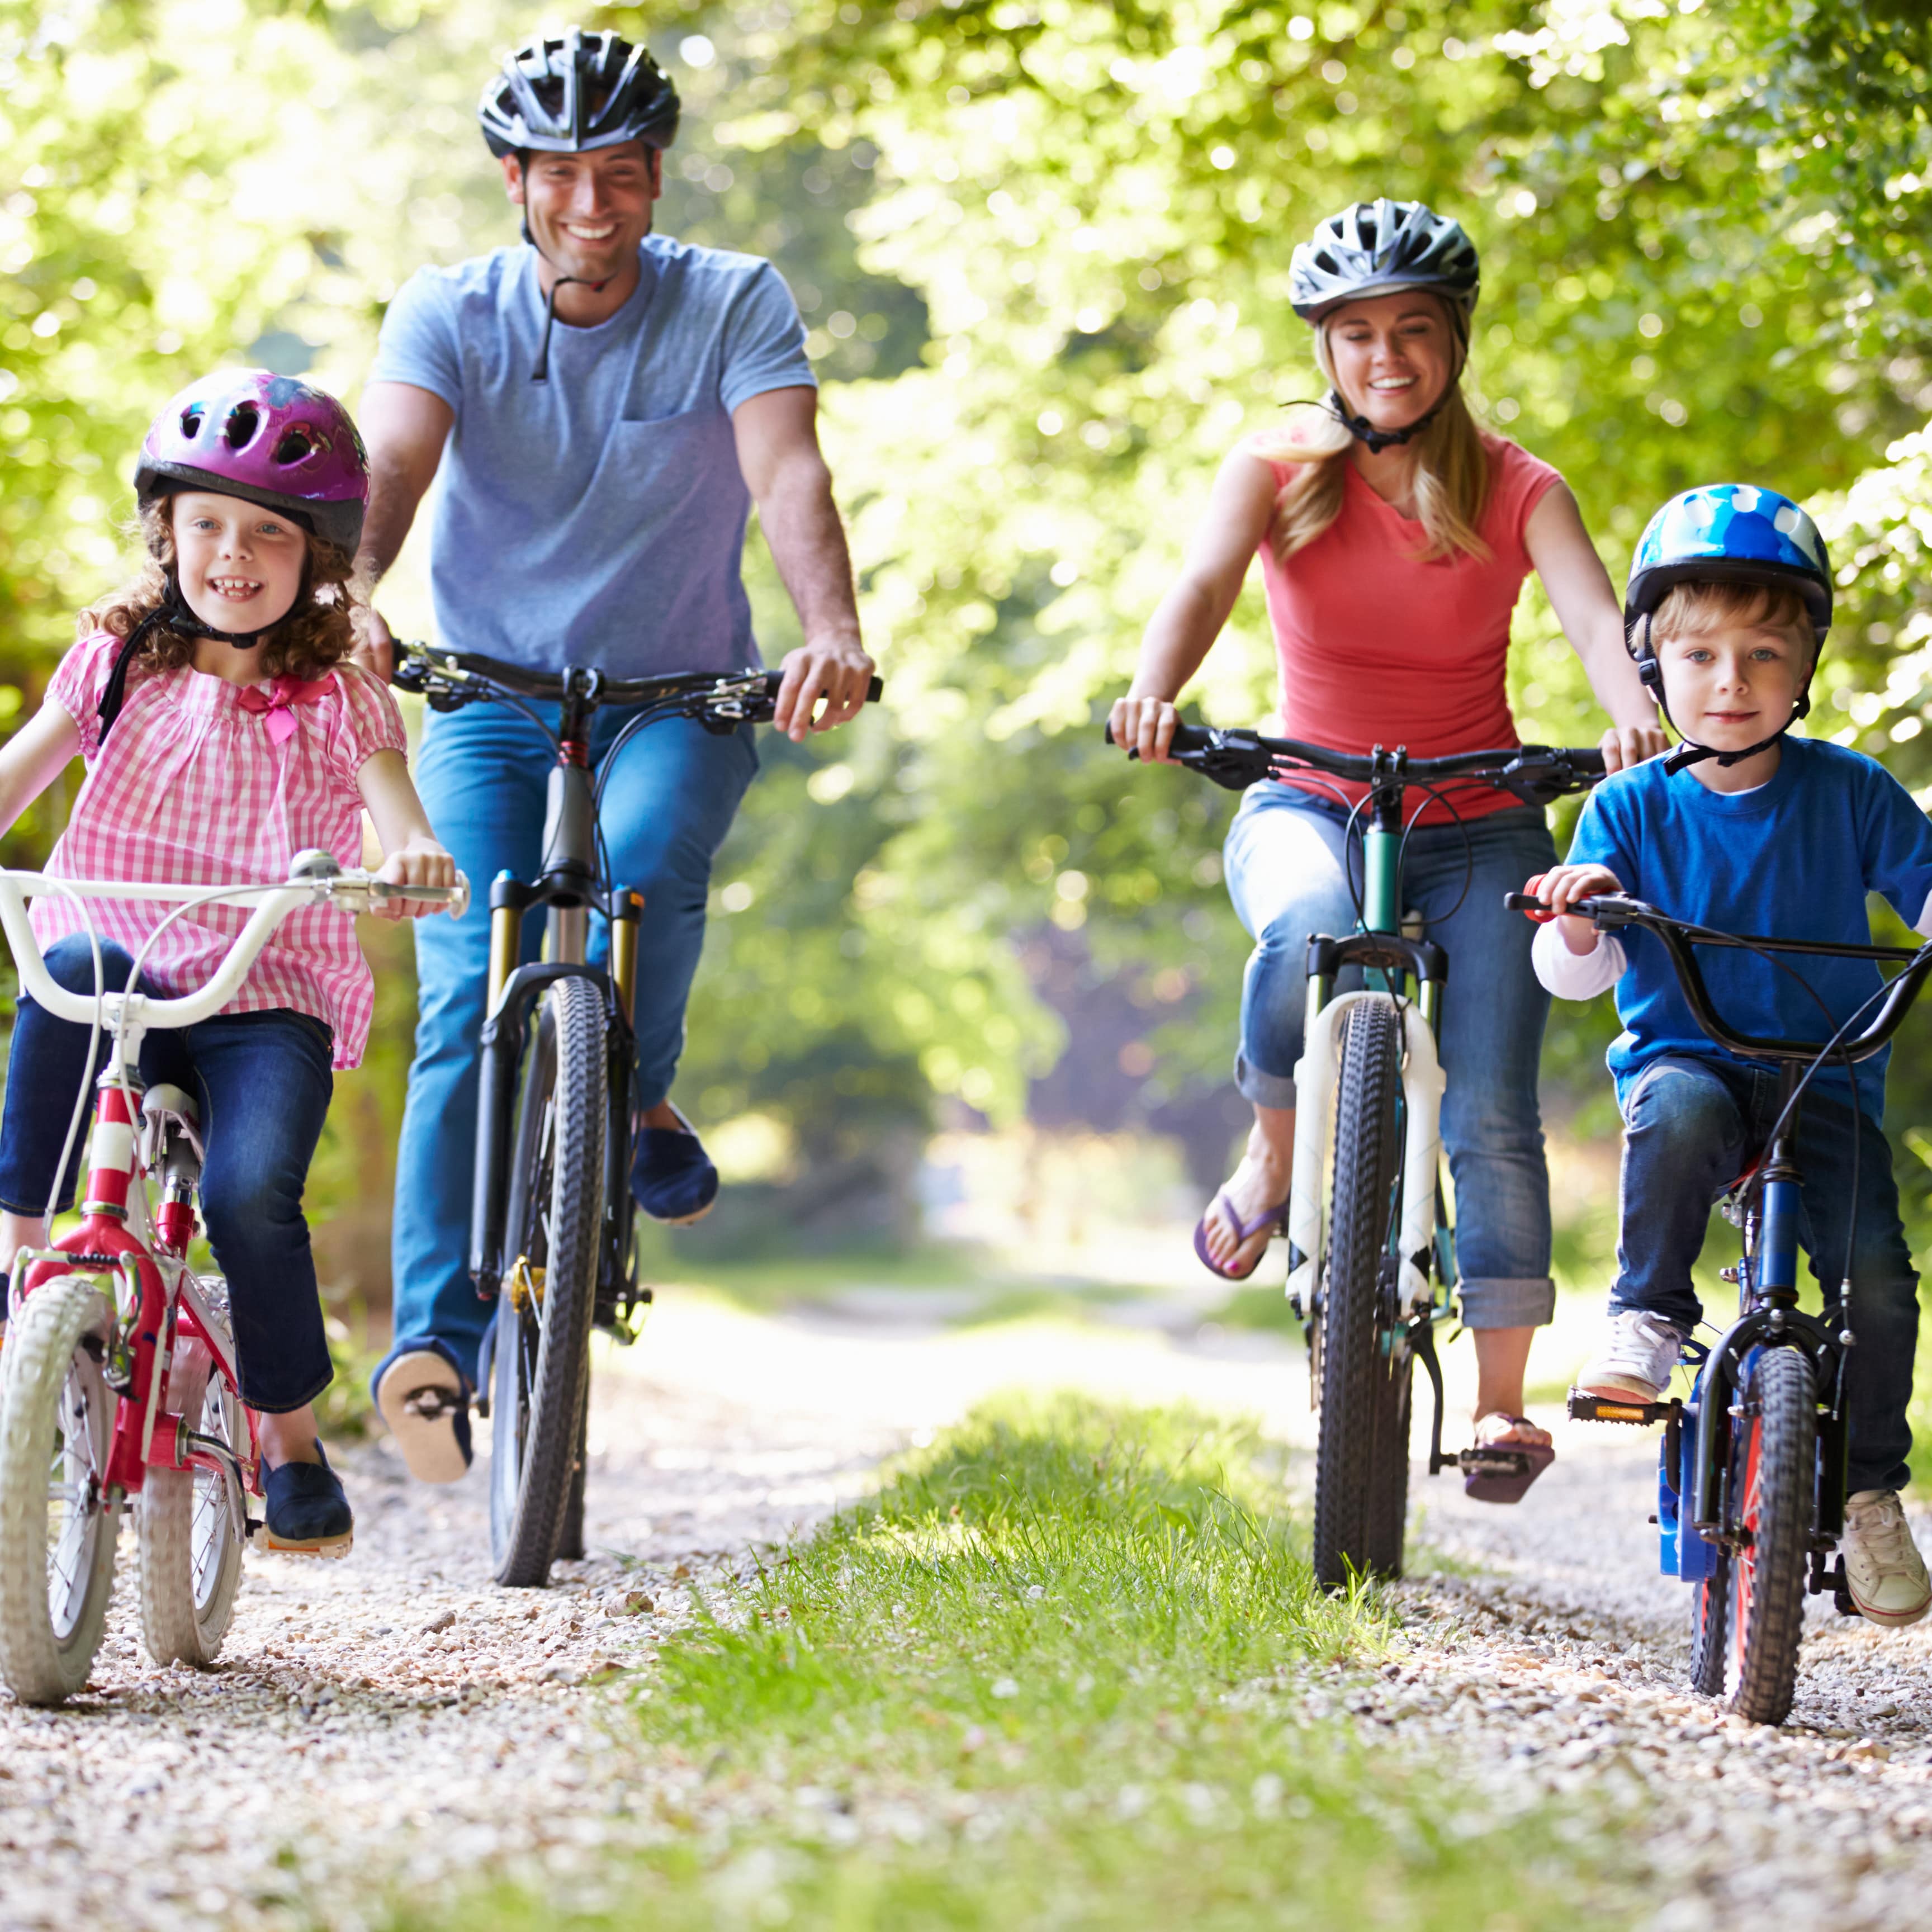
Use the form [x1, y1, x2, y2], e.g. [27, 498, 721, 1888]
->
[1598, 721, 1669, 774]
[1524, 864, 1625, 955]
[1109, 693, 1182, 765]
[774, 636, 875, 741]
[372, 837, 457, 920]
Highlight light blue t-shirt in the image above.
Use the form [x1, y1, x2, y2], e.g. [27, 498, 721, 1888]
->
[369, 235, 815, 677]
[1568, 736, 1932, 1120]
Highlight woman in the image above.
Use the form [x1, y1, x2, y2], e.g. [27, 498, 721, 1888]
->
[1111, 198, 1665, 1493]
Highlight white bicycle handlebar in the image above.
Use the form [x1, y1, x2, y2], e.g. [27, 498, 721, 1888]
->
[0, 859, 469, 1033]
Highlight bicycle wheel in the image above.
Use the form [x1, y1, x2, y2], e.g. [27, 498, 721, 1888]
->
[136, 1334, 245, 1667]
[1313, 997, 1401, 1592]
[1363, 1339, 1414, 1579]
[0, 1277, 121, 1706]
[490, 977, 606, 1587]
[1721, 1346, 1814, 1725]
[1689, 1561, 1728, 1696]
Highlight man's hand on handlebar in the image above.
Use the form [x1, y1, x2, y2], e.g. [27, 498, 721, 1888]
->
[1523, 863, 1625, 955]
[372, 836, 458, 921]
[773, 635, 876, 742]
[1108, 692, 1183, 765]
[1598, 721, 1669, 774]
[356, 607, 397, 686]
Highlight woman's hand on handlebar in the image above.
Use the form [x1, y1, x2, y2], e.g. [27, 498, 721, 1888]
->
[372, 836, 458, 920]
[1523, 863, 1624, 955]
[1598, 720, 1669, 774]
[1109, 693, 1183, 765]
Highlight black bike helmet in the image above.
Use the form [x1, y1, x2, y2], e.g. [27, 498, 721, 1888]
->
[1289, 199, 1481, 333]
[477, 27, 680, 159]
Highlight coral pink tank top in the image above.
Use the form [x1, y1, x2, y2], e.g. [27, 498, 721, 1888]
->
[1251, 432, 1562, 824]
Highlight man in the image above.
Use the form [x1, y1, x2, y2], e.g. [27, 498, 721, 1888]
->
[359, 27, 873, 1481]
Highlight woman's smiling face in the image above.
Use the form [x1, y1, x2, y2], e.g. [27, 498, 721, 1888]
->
[1322, 291, 1460, 434]
[171, 491, 307, 636]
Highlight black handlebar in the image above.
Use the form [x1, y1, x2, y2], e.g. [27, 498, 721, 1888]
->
[392, 643, 883, 719]
[1504, 891, 1932, 1066]
[1106, 721, 1607, 807]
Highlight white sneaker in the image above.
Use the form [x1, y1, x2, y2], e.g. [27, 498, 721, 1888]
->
[1841, 1490, 1932, 1628]
[1576, 1309, 1689, 1402]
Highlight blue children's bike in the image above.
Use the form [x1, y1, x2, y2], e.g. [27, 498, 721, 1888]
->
[1508, 890, 1932, 1726]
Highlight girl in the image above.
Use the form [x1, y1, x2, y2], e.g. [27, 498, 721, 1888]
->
[0, 369, 454, 1555]
[1110, 199, 1666, 1499]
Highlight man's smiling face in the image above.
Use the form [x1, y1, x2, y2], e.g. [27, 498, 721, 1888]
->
[504, 141, 662, 285]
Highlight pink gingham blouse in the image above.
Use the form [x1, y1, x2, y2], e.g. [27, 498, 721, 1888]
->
[31, 630, 409, 1069]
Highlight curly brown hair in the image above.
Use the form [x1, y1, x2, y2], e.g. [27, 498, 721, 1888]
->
[79, 500, 363, 682]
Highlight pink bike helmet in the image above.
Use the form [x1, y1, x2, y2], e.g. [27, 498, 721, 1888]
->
[134, 369, 370, 555]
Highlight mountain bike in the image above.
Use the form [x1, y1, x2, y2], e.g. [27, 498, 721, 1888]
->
[0, 855, 466, 1705]
[1512, 888, 1932, 1726]
[1112, 723, 1605, 1588]
[392, 643, 883, 1588]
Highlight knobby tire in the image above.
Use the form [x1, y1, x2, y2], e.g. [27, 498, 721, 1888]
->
[1722, 1346, 1814, 1726]
[489, 978, 607, 1588]
[1314, 997, 1403, 1592]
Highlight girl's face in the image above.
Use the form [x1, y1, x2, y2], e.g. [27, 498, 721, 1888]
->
[171, 491, 307, 636]
[1656, 620, 1813, 754]
[1322, 292, 1460, 433]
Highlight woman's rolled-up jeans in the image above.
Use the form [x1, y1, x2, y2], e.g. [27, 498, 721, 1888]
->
[1223, 782, 1560, 1330]
[0, 934, 335, 1414]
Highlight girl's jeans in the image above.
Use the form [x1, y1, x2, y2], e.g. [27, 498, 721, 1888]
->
[390, 703, 758, 1385]
[0, 935, 334, 1414]
[1614, 1054, 1916, 1495]
[1224, 783, 1560, 1330]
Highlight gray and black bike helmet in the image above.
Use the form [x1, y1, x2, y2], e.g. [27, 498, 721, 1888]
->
[1288, 199, 1481, 453]
[477, 27, 680, 159]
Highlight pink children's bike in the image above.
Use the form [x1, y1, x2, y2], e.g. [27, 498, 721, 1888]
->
[0, 851, 465, 1706]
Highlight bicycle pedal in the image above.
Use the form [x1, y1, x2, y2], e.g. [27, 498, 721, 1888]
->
[1566, 1388, 1675, 1426]
[1456, 1445, 1531, 1479]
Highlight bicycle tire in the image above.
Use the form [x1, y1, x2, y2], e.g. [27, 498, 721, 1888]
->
[0, 1277, 121, 1705]
[556, 1371, 590, 1564]
[1722, 1346, 1814, 1725]
[1313, 997, 1402, 1592]
[489, 977, 607, 1587]
[1363, 1338, 1414, 1579]
[136, 1334, 245, 1666]
[1689, 1560, 1728, 1696]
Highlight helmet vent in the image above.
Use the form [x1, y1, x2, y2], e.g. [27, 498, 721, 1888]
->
[178, 404, 205, 439]
[273, 428, 315, 466]
[222, 402, 261, 450]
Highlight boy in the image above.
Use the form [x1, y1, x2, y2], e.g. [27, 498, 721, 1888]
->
[1528, 482, 1932, 1628]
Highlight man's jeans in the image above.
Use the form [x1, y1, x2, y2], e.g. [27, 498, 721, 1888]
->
[390, 702, 757, 1381]
[1223, 783, 1560, 1330]
[0, 935, 335, 1414]
[1615, 1054, 1917, 1494]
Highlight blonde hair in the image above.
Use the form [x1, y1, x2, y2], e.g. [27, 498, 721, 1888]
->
[1648, 580, 1814, 654]
[1256, 295, 1492, 565]
[79, 500, 362, 683]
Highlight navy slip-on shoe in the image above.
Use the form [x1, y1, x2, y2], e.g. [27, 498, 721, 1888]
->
[262, 1443, 353, 1557]
[371, 1340, 473, 1485]
[630, 1104, 719, 1226]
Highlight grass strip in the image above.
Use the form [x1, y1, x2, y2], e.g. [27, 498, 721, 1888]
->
[408, 1396, 1627, 1931]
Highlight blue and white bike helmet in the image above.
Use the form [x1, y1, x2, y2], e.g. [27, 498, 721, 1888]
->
[1625, 483, 1834, 773]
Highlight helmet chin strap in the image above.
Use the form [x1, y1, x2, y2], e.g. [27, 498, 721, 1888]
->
[159, 569, 274, 650]
[1325, 327, 1470, 457]
[520, 179, 616, 383]
[1636, 613, 1812, 776]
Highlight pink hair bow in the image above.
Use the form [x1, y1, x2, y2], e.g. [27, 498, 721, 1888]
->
[237, 675, 333, 747]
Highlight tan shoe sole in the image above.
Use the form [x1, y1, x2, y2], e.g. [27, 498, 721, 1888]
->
[375, 1348, 470, 1485]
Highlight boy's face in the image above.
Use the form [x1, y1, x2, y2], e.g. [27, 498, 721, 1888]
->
[1655, 618, 1813, 755]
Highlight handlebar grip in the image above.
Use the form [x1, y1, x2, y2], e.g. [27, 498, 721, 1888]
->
[1504, 893, 1543, 913]
[449, 871, 471, 920]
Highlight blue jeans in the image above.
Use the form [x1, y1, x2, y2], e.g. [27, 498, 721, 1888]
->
[1223, 784, 1560, 1330]
[390, 702, 757, 1381]
[0, 935, 334, 1413]
[1614, 1054, 1916, 1494]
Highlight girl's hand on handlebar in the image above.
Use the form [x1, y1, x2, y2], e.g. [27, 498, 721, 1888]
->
[1109, 693, 1182, 765]
[1598, 721, 1669, 773]
[373, 837, 457, 920]
[1524, 864, 1624, 955]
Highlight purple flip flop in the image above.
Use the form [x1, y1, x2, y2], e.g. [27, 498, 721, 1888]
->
[1192, 1190, 1291, 1282]
[1460, 1415, 1556, 1505]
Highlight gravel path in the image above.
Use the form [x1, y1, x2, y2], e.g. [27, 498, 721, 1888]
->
[7, 1291, 1932, 1931]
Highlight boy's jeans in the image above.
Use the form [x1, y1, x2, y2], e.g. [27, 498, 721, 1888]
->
[1615, 1053, 1917, 1494]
